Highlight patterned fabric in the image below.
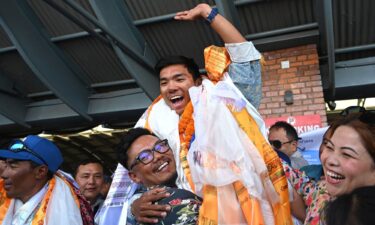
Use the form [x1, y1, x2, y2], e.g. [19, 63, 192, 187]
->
[283, 161, 331, 225]
[152, 187, 201, 225]
[128, 186, 202, 225]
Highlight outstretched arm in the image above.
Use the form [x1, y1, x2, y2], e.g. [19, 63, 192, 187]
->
[175, 3, 246, 44]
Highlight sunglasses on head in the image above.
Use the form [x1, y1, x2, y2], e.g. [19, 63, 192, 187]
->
[340, 106, 375, 125]
[129, 139, 170, 170]
[357, 111, 375, 126]
[8, 140, 47, 165]
[269, 139, 294, 150]
[340, 106, 366, 116]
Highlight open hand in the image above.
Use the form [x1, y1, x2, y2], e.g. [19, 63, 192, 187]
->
[174, 3, 211, 21]
[131, 187, 171, 224]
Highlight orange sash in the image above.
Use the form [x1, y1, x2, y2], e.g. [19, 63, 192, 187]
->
[0, 179, 11, 224]
[231, 108, 292, 225]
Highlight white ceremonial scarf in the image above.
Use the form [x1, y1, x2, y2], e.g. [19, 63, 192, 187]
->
[2, 175, 83, 225]
[2, 183, 48, 225]
[188, 76, 276, 225]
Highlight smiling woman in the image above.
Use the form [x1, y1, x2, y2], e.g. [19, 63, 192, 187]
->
[284, 112, 375, 225]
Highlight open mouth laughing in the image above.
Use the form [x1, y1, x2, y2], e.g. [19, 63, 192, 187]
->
[170, 96, 184, 107]
[326, 170, 345, 184]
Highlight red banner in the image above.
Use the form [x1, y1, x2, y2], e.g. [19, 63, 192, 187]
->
[265, 115, 322, 135]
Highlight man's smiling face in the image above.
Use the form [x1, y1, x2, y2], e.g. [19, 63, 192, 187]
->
[127, 135, 177, 187]
[159, 64, 196, 115]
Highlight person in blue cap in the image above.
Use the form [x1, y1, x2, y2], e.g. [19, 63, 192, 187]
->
[0, 135, 92, 225]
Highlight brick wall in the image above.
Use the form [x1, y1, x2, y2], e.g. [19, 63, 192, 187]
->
[259, 44, 328, 126]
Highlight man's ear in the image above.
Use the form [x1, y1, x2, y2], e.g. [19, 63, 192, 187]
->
[292, 140, 298, 151]
[128, 171, 142, 184]
[34, 165, 49, 180]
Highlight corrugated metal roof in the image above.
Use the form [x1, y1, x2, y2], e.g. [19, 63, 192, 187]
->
[0, 52, 49, 94]
[56, 37, 134, 84]
[27, 0, 96, 37]
[238, 0, 316, 34]
[125, 0, 215, 20]
[333, 0, 375, 61]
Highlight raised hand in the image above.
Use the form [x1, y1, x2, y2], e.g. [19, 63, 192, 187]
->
[174, 3, 211, 21]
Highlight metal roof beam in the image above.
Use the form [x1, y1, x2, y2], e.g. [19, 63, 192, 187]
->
[87, 0, 159, 99]
[0, 71, 30, 128]
[333, 57, 375, 100]
[316, 0, 336, 100]
[0, 89, 151, 134]
[0, 0, 92, 121]
[0, 93, 30, 128]
[336, 43, 375, 54]
[250, 30, 319, 52]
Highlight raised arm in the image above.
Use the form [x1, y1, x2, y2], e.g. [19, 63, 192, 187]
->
[175, 3, 262, 108]
[175, 3, 246, 43]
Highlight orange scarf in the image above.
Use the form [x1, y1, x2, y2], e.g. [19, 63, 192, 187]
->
[0, 179, 11, 224]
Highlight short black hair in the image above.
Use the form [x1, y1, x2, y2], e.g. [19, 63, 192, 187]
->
[74, 159, 104, 177]
[117, 128, 156, 170]
[269, 121, 299, 141]
[155, 55, 200, 81]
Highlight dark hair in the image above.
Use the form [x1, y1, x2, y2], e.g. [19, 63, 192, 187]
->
[155, 55, 200, 81]
[325, 186, 375, 225]
[74, 159, 104, 177]
[117, 128, 156, 170]
[269, 121, 299, 141]
[323, 113, 375, 164]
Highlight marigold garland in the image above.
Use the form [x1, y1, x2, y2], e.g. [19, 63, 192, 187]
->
[179, 102, 195, 145]
[178, 101, 195, 191]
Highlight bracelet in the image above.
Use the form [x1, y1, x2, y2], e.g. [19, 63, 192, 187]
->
[206, 8, 218, 24]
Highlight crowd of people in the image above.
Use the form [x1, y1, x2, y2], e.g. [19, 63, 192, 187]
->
[1, 3, 374, 225]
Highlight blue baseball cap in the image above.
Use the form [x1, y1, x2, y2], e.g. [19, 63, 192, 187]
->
[0, 135, 63, 173]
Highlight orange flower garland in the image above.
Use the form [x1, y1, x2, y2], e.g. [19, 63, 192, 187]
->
[178, 101, 195, 191]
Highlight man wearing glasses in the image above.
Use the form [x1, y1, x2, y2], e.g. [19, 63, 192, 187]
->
[117, 128, 201, 225]
[0, 135, 90, 225]
[269, 121, 308, 169]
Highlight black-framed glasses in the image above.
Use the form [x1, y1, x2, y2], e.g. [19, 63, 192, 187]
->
[8, 140, 48, 165]
[269, 139, 294, 150]
[129, 139, 170, 170]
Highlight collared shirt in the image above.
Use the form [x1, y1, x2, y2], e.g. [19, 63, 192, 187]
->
[11, 182, 49, 225]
